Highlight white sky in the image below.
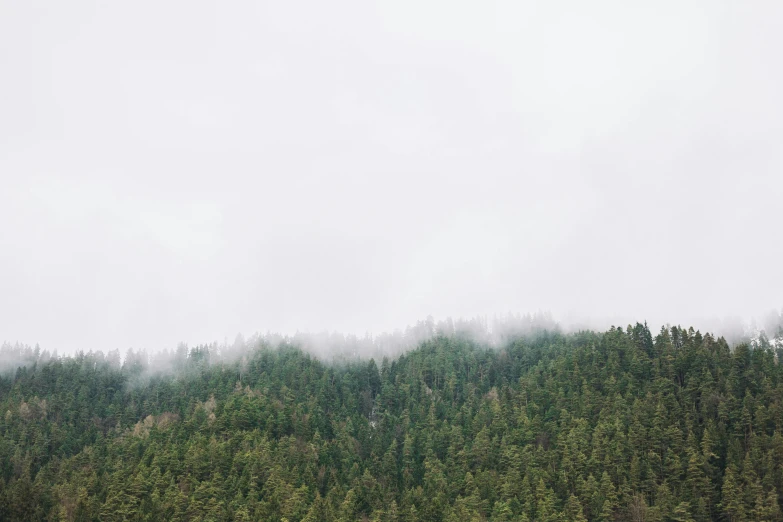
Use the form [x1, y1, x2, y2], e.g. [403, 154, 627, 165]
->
[1, 0, 782, 353]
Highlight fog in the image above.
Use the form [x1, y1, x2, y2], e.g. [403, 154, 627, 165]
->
[1, 1, 782, 355]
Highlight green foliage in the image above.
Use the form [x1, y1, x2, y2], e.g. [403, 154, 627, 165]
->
[2, 324, 783, 520]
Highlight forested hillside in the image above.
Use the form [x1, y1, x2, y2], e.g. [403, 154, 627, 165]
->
[2, 324, 783, 521]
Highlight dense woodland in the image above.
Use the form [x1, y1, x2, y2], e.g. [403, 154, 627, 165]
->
[2, 323, 783, 521]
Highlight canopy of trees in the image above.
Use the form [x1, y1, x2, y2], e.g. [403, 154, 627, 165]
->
[2, 323, 783, 521]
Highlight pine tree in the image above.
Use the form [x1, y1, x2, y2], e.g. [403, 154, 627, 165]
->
[565, 494, 588, 522]
[720, 465, 745, 522]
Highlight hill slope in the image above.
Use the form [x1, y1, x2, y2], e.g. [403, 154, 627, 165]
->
[2, 324, 783, 521]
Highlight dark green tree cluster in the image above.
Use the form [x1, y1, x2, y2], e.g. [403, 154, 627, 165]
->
[2, 324, 783, 521]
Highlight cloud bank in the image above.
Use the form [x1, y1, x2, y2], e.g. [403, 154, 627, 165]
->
[1, 1, 781, 354]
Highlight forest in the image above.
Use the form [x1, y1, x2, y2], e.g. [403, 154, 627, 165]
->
[2, 323, 783, 521]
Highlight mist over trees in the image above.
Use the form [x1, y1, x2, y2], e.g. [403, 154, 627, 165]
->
[4, 310, 779, 375]
[1, 312, 561, 375]
[2, 319, 783, 520]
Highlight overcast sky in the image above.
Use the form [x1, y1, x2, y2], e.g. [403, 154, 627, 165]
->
[1, 0, 781, 353]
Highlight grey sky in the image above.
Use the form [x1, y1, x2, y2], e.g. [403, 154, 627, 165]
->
[1, 0, 781, 353]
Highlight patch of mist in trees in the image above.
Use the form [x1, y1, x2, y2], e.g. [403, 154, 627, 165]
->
[2, 309, 782, 379]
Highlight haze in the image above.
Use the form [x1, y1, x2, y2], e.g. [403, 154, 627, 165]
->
[1, 0, 781, 354]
